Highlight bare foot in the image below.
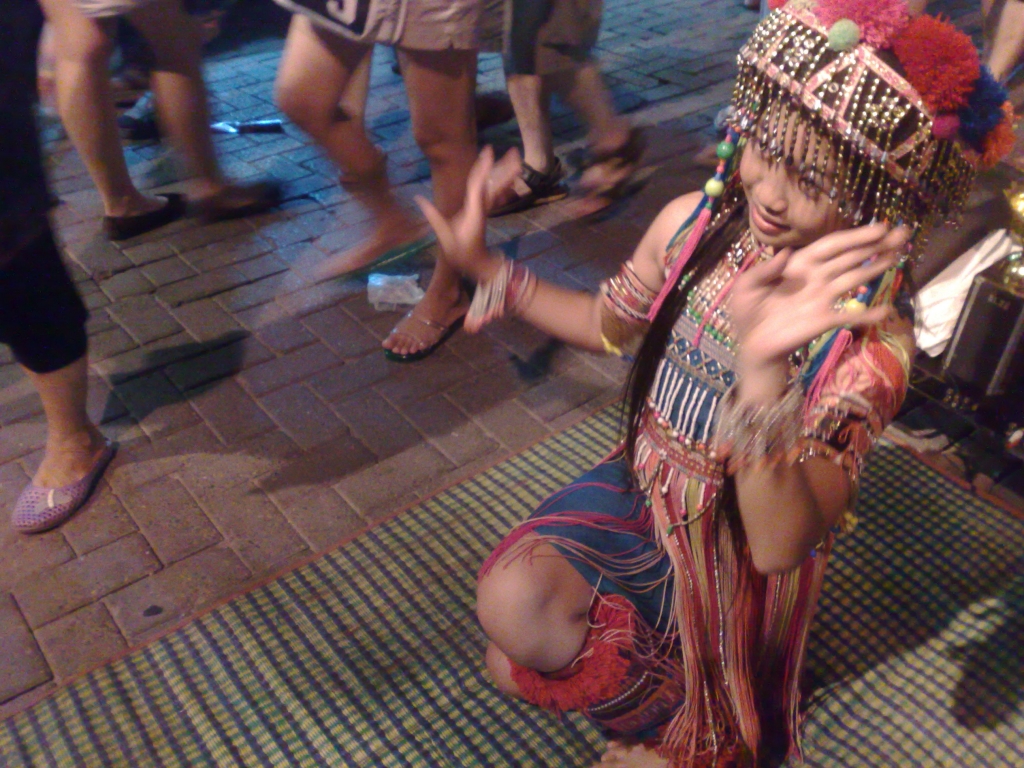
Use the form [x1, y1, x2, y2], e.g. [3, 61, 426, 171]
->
[33, 426, 107, 489]
[316, 216, 431, 280]
[382, 286, 469, 358]
[594, 741, 669, 767]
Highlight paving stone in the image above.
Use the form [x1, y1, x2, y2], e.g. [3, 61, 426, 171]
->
[91, 331, 202, 381]
[111, 370, 199, 438]
[307, 351, 395, 403]
[266, 484, 366, 552]
[373, 348, 476, 407]
[65, 235, 133, 280]
[190, 380, 277, 444]
[474, 400, 550, 452]
[252, 316, 316, 352]
[60, 489, 138, 556]
[140, 255, 198, 287]
[179, 233, 275, 272]
[215, 270, 305, 313]
[105, 423, 223, 496]
[238, 342, 342, 396]
[89, 326, 139, 362]
[259, 384, 347, 449]
[171, 298, 244, 342]
[0, 499, 76, 592]
[164, 333, 274, 391]
[12, 533, 161, 629]
[191, 484, 307, 575]
[99, 270, 154, 302]
[104, 545, 251, 644]
[107, 294, 184, 345]
[258, 432, 377, 497]
[445, 368, 532, 416]
[121, 239, 178, 267]
[34, 602, 128, 683]
[302, 304, 381, 358]
[162, 218, 253, 254]
[155, 264, 251, 307]
[0, 419, 47, 464]
[335, 442, 454, 521]
[335, 389, 423, 459]
[0, 594, 51, 704]
[518, 368, 609, 423]
[399, 394, 497, 466]
[119, 476, 222, 564]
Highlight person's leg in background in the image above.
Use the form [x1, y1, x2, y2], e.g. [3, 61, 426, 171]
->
[2, 0, 114, 532]
[276, 16, 427, 277]
[38, 0, 170, 220]
[985, 0, 1024, 82]
[126, 0, 280, 217]
[382, 47, 477, 359]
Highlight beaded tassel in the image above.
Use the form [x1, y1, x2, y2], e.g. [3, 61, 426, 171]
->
[647, 129, 740, 322]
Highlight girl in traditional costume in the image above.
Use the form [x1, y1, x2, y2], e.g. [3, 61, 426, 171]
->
[419, 1, 1017, 765]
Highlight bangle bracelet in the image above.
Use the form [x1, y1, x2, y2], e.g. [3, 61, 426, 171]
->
[713, 382, 804, 472]
[465, 257, 537, 333]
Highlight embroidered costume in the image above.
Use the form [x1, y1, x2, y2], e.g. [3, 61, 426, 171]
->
[477, 1, 1015, 765]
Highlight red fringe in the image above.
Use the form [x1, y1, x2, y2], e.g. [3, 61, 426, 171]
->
[507, 595, 637, 714]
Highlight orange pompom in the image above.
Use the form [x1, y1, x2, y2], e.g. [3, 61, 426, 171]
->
[980, 103, 1017, 169]
[892, 16, 979, 113]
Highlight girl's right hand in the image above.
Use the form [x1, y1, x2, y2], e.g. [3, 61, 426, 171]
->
[415, 146, 522, 282]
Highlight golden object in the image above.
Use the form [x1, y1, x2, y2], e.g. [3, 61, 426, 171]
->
[1006, 184, 1024, 241]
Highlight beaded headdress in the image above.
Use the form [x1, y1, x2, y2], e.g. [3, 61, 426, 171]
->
[649, 0, 1017, 321]
[726, 0, 1016, 232]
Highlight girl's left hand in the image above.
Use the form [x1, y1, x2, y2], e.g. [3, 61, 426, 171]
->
[729, 223, 910, 370]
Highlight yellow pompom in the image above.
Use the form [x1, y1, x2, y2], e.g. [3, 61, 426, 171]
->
[844, 298, 867, 313]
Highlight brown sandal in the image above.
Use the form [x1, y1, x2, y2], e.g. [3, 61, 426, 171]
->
[580, 127, 648, 201]
[195, 181, 281, 223]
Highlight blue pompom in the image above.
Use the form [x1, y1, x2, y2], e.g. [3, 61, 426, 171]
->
[958, 67, 1008, 152]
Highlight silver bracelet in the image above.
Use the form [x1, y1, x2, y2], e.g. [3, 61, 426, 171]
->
[713, 382, 804, 471]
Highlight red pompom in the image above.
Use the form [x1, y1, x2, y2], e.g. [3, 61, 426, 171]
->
[892, 16, 980, 113]
[814, 0, 909, 47]
[768, 0, 787, 9]
[980, 103, 1017, 169]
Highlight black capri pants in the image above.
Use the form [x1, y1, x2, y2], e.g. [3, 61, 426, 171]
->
[0, 225, 89, 375]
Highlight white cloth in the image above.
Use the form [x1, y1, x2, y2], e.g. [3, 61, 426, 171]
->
[913, 229, 1020, 357]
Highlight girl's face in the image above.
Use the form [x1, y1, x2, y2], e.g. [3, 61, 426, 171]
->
[738, 129, 851, 249]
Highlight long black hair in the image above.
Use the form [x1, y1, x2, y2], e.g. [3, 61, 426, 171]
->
[623, 201, 750, 469]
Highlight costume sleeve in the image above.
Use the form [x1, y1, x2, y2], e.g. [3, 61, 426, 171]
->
[801, 320, 913, 532]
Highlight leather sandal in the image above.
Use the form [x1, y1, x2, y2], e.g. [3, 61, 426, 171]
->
[103, 193, 186, 241]
[580, 127, 648, 201]
[489, 158, 570, 217]
[195, 180, 282, 223]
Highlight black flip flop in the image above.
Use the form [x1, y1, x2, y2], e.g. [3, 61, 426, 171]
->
[384, 313, 466, 363]
[102, 193, 186, 241]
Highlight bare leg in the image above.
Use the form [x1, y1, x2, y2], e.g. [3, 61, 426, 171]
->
[23, 357, 105, 488]
[986, 0, 1024, 82]
[506, 74, 555, 171]
[477, 541, 594, 675]
[275, 16, 420, 274]
[547, 62, 630, 156]
[382, 47, 477, 357]
[38, 0, 165, 217]
[126, 0, 224, 197]
[478, 540, 669, 768]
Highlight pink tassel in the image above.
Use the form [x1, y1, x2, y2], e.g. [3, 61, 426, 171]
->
[647, 203, 714, 322]
[804, 328, 852, 418]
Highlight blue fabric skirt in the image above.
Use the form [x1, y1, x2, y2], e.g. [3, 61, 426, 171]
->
[525, 457, 674, 635]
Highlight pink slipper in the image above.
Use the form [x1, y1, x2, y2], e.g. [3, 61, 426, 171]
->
[11, 440, 118, 534]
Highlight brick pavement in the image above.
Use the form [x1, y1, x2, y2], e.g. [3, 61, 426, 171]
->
[0, 0, 1015, 719]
